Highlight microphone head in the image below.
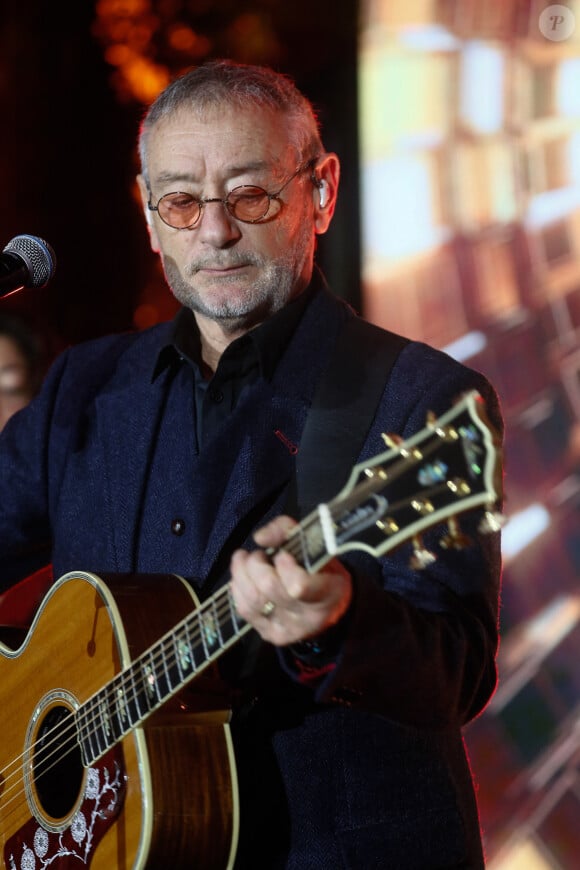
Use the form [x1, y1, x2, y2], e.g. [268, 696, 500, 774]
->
[2, 234, 57, 288]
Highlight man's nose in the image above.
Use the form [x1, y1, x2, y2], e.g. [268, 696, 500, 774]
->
[195, 197, 242, 245]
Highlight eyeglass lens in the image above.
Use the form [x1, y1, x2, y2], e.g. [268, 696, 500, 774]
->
[158, 186, 272, 229]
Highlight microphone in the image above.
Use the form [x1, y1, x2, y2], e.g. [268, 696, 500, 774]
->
[0, 234, 56, 298]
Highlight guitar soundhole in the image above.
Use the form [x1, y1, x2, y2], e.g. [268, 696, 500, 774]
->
[34, 704, 84, 820]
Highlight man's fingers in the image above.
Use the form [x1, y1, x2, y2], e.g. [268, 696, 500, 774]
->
[253, 515, 297, 547]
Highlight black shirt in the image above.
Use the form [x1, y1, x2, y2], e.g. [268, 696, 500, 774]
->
[153, 283, 315, 450]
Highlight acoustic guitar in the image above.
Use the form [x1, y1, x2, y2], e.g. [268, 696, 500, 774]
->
[0, 390, 502, 869]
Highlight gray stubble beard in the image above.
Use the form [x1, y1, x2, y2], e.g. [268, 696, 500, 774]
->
[162, 219, 314, 332]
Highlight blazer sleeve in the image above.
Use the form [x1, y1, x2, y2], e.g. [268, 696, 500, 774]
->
[0, 333, 136, 591]
[0, 349, 71, 590]
[279, 341, 504, 731]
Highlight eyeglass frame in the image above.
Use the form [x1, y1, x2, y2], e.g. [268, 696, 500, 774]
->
[146, 156, 320, 230]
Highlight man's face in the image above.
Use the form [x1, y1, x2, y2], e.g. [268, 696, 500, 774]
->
[139, 105, 322, 332]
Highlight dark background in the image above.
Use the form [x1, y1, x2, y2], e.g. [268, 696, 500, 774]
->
[0, 0, 360, 363]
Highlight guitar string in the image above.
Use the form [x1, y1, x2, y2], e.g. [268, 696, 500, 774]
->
[0, 484, 461, 818]
[0, 507, 333, 819]
[0, 428, 477, 823]
[0, 581, 238, 817]
[0, 494, 411, 821]
[0, 485, 360, 822]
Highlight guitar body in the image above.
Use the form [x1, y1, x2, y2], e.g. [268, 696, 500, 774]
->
[0, 571, 239, 869]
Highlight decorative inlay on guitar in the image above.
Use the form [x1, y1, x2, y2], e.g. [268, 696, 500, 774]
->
[0, 390, 502, 869]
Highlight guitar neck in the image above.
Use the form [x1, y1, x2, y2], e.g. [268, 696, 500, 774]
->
[77, 514, 331, 767]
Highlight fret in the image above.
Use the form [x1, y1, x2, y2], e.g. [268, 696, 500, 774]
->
[156, 642, 170, 696]
[76, 708, 89, 767]
[161, 633, 184, 694]
[143, 647, 164, 704]
[98, 694, 113, 741]
[173, 623, 196, 681]
[184, 612, 207, 670]
[75, 707, 86, 765]
[105, 681, 125, 743]
[109, 676, 130, 740]
[197, 607, 212, 661]
[211, 597, 224, 647]
[142, 650, 162, 706]
[92, 697, 106, 757]
[77, 699, 99, 767]
[199, 599, 224, 657]
[228, 587, 242, 635]
[218, 587, 241, 646]
[294, 515, 327, 571]
[126, 665, 144, 725]
[91, 698, 107, 757]
[112, 672, 138, 735]
[184, 616, 201, 670]
[78, 689, 115, 766]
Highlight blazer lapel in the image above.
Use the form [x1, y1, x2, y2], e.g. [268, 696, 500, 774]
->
[197, 284, 348, 584]
[193, 383, 306, 582]
[94, 326, 173, 572]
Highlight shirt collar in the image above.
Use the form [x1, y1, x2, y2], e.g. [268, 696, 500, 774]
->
[153, 269, 322, 383]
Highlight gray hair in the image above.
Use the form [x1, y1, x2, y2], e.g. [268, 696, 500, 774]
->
[138, 59, 324, 186]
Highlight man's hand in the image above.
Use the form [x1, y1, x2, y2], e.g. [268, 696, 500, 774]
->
[230, 515, 353, 645]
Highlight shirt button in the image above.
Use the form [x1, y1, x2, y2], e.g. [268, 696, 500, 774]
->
[209, 388, 224, 403]
[171, 518, 186, 536]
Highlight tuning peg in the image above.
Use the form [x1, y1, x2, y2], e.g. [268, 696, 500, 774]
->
[377, 518, 400, 535]
[381, 432, 423, 461]
[478, 509, 505, 534]
[409, 535, 437, 570]
[440, 517, 472, 550]
[381, 432, 403, 448]
[426, 410, 450, 438]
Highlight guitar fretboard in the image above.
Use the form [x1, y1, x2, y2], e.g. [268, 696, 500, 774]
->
[76, 584, 248, 765]
[74, 511, 334, 766]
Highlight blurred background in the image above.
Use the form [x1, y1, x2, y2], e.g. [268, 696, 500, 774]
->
[1, 0, 580, 865]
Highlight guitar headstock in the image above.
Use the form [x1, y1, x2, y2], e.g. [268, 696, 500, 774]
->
[320, 390, 503, 566]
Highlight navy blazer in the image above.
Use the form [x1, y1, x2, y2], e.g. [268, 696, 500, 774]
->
[0, 282, 503, 868]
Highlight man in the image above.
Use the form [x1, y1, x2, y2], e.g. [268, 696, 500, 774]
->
[0, 60, 503, 868]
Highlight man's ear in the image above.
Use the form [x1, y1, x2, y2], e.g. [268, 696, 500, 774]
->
[311, 153, 340, 235]
[136, 174, 161, 253]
